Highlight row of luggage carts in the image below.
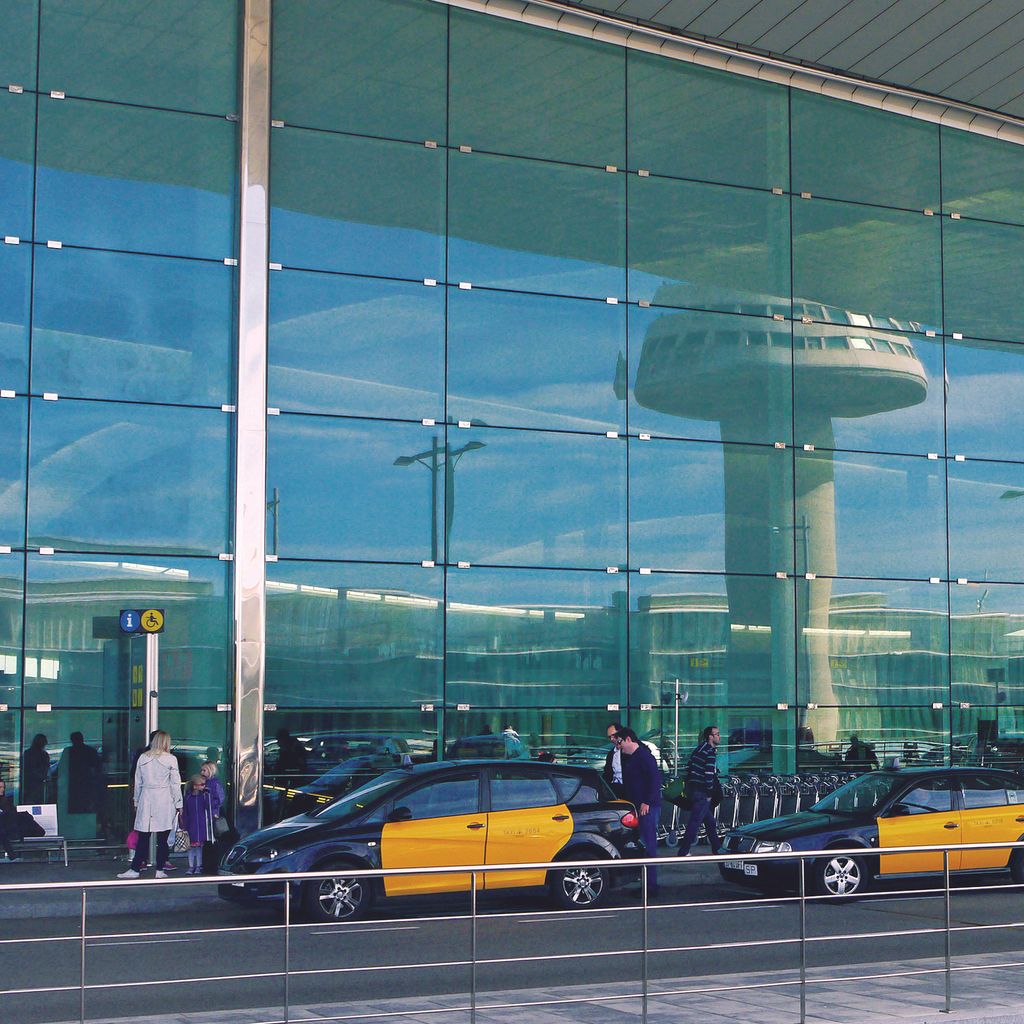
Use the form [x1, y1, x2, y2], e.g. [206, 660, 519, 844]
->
[659, 770, 861, 847]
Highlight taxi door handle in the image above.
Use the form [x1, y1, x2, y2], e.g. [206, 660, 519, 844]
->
[943, 822, 959, 829]
[466, 822, 485, 830]
[552, 814, 570, 821]
[1016, 816, 1024, 822]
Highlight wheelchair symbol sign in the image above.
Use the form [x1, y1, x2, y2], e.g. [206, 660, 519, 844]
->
[141, 609, 165, 634]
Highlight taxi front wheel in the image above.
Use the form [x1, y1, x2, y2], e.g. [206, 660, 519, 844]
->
[302, 862, 373, 922]
[811, 851, 871, 898]
[549, 860, 609, 910]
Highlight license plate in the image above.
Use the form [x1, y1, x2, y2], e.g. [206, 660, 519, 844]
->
[231, 881, 245, 888]
[723, 860, 744, 870]
[744, 863, 758, 877]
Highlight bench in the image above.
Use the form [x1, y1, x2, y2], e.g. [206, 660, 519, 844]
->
[15, 804, 69, 866]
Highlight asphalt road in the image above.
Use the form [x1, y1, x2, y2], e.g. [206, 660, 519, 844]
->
[4, 864, 1024, 1024]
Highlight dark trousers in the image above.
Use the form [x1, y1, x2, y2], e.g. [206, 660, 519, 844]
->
[679, 791, 721, 856]
[638, 805, 660, 892]
[0, 814, 15, 858]
[130, 830, 169, 871]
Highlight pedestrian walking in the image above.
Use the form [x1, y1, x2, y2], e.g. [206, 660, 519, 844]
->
[118, 730, 182, 879]
[678, 725, 723, 858]
[181, 775, 214, 875]
[615, 727, 662, 897]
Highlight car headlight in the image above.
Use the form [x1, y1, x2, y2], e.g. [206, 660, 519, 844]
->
[753, 841, 792, 853]
[249, 847, 281, 864]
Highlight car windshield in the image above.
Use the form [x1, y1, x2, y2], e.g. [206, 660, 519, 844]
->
[810, 772, 901, 815]
[311, 771, 409, 820]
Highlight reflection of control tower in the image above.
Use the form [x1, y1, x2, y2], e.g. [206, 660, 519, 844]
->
[634, 289, 929, 744]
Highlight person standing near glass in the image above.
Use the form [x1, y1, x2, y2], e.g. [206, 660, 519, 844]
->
[615, 727, 662, 897]
[118, 730, 182, 879]
[22, 735, 50, 804]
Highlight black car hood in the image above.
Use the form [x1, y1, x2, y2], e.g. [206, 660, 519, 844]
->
[244, 815, 320, 849]
[734, 810, 871, 839]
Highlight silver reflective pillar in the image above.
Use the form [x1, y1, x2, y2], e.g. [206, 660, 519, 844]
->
[233, 0, 271, 836]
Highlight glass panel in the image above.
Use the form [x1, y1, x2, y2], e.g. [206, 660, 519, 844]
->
[796, 449, 946, 580]
[629, 175, 790, 316]
[448, 288, 626, 433]
[797, 578, 948, 707]
[793, 323, 941, 456]
[450, 9, 624, 167]
[952, 582, 1024, 707]
[28, 399, 231, 555]
[445, 567, 625, 707]
[266, 416, 443, 563]
[24, 553, 230, 707]
[158, 709, 232, 788]
[960, 774, 1008, 808]
[894, 777, 953, 813]
[271, 129, 445, 280]
[0, 243, 30, 392]
[948, 459, 1024, 584]
[32, 247, 234, 405]
[0, 0, 38, 88]
[791, 91, 939, 210]
[946, 338, 1024, 461]
[0, 712, 20, 801]
[800, 706, 947, 770]
[268, 271, 444, 420]
[942, 127, 1024, 226]
[944, 217, 1024, 344]
[953, 706, 1024, 771]
[0, 398, 27, 545]
[630, 571, 794, 708]
[271, 0, 447, 144]
[401, 775, 480, 819]
[0, 89, 35, 241]
[448, 152, 625, 301]
[629, 306, 792, 445]
[630, 438, 794, 575]
[488, 767, 558, 811]
[35, 98, 237, 259]
[0, 552, 24, 705]
[792, 198, 942, 332]
[444, 428, 626, 570]
[265, 561, 442, 707]
[38, 0, 237, 114]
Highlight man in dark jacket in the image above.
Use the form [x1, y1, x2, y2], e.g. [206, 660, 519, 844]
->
[616, 727, 662, 896]
[678, 725, 722, 857]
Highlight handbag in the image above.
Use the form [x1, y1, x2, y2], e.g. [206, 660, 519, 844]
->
[172, 826, 190, 853]
[213, 814, 230, 839]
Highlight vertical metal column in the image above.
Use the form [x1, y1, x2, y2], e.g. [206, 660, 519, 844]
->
[641, 867, 649, 1024]
[79, 890, 87, 1024]
[944, 850, 952, 1013]
[233, 0, 271, 837]
[284, 882, 291, 1023]
[470, 871, 478, 1024]
[799, 859, 807, 1024]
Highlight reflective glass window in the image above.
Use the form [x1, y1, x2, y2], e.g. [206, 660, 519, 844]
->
[0, 552, 24, 704]
[793, 324, 942, 457]
[266, 416, 443, 563]
[630, 438, 794, 575]
[942, 127, 1024, 226]
[0, 0, 38, 88]
[450, 10, 624, 167]
[447, 289, 625, 433]
[38, 0, 238, 114]
[800, 706, 947, 771]
[269, 272, 444, 420]
[32, 247, 234, 405]
[946, 338, 1024, 461]
[795, 449, 946, 580]
[792, 198, 942, 332]
[948, 459, 1024, 584]
[0, 90, 35, 241]
[0, 398, 27, 545]
[944, 217, 1024, 344]
[951, 582, 1024, 707]
[27, 399, 231, 555]
[627, 52, 787, 191]
[24, 553, 230, 707]
[791, 92, 939, 210]
[0, 713, 20, 803]
[630, 571, 794, 708]
[271, 129, 445, 280]
[35, 98, 237, 259]
[797, 578, 949, 707]
[445, 567, 626, 707]
[0, 243, 30, 392]
[489, 767, 558, 811]
[448, 152, 625, 301]
[628, 306, 792, 446]
[401, 774, 480, 819]
[961, 774, 1008, 809]
[953, 706, 1024, 772]
[629, 175, 790, 317]
[444, 428, 626, 570]
[894, 778, 952, 814]
[271, 0, 447, 144]
[158, 709, 232, 785]
[265, 561, 443, 707]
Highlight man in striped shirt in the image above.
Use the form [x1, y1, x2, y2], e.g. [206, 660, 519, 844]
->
[678, 725, 722, 858]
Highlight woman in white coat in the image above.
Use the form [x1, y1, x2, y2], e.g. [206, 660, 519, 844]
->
[118, 730, 182, 878]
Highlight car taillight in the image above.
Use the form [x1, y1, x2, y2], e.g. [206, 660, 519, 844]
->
[620, 812, 639, 829]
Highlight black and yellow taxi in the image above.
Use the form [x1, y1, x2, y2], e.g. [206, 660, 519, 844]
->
[220, 760, 642, 920]
[719, 767, 1024, 897]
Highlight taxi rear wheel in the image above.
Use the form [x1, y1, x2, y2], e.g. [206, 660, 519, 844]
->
[812, 851, 870, 898]
[549, 859, 609, 910]
[302, 863, 373, 922]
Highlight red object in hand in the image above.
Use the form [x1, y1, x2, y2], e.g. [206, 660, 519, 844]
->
[620, 812, 639, 829]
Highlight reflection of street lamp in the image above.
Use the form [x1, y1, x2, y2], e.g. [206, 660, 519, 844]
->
[394, 437, 486, 562]
[267, 487, 280, 556]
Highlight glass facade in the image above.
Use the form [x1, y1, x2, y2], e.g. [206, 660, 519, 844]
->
[4, 0, 1024, 834]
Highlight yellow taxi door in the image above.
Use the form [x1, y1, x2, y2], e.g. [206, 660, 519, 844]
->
[381, 771, 486, 896]
[877, 776, 961, 874]
[483, 766, 574, 890]
[958, 774, 1024, 871]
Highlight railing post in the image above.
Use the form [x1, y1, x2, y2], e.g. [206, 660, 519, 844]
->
[470, 871, 477, 1024]
[641, 861, 649, 1024]
[79, 888, 87, 1024]
[943, 849, 952, 1014]
[284, 881, 291, 1023]
[799, 858, 807, 1024]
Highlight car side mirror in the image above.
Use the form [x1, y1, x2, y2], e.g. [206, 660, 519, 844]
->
[388, 806, 412, 823]
[887, 803, 911, 817]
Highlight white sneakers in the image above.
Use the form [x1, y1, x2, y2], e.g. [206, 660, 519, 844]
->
[117, 869, 140, 879]
[155, 871, 167, 878]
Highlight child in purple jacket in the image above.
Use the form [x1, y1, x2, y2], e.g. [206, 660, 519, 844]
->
[181, 775, 214, 875]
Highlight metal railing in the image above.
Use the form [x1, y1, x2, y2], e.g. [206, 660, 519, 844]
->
[3, 839, 1024, 1024]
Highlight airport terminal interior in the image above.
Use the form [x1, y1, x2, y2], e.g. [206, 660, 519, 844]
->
[3, 0, 1024, 837]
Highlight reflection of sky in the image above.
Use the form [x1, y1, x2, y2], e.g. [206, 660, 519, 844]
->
[948, 461, 1024, 583]
[946, 343, 1024, 460]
